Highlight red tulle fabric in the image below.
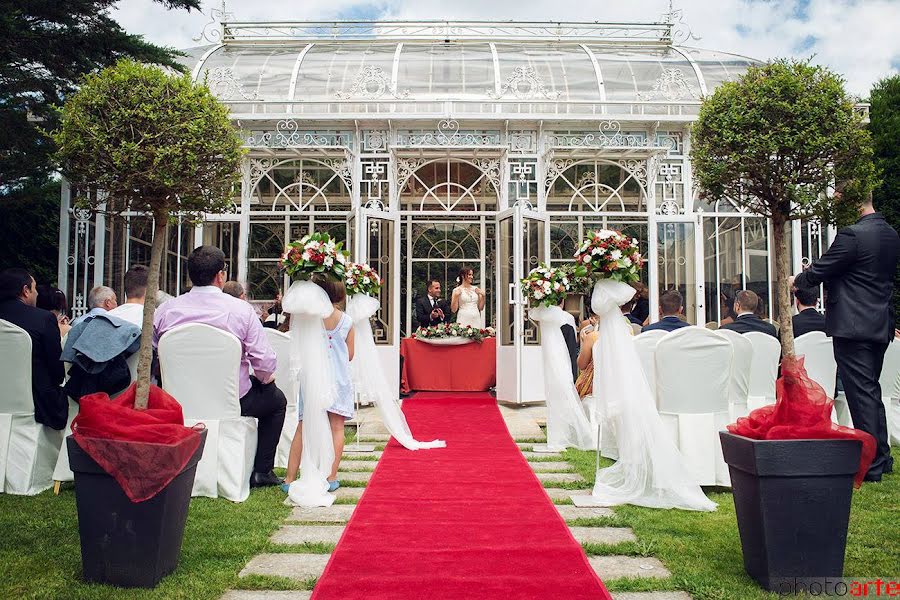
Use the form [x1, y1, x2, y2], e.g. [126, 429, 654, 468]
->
[71, 383, 204, 503]
[728, 355, 875, 487]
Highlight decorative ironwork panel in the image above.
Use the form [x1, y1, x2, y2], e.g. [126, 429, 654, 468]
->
[362, 159, 389, 209]
[545, 159, 647, 212]
[242, 122, 352, 149]
[509, 130, 537, 153]
[362, 130, 389, 153]
[396, 119, 501, 147]
[489, 66, 560, 100]
[636, 68, 701, 101]
[335, 66, 409, 99]
[655, 160, 684, 215]
[509, 158, 537, 208]
[250, 158, 352, 212]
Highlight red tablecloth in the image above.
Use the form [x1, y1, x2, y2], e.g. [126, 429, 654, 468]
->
[400, 337, 496, 393]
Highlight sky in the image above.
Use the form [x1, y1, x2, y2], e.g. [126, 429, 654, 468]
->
[112, 0, 900, 95]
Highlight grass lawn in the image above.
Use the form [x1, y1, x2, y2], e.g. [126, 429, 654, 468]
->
[563, 447, 900, 600]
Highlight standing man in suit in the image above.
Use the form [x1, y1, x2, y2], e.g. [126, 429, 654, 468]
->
[415, 279, 451, 329]
[794, 192, 900, 481]
[642, 290, 690, 333]
[791, 285, 827, 338]
[720, 290, 778, 338]
[0, 268, 67, 429]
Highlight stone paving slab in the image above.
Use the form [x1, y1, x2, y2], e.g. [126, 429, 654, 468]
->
[359, 433, 391, 442]
[535, 472, 585, 483]
[239, 553, 330, 580]
[221, 591, 313, 600]
[335, 471, 372, 482]
[529, 461, 573, 472]
[288, 505, 356, 523]
[521, 451, 563, 460]
[612, 593, 693, 600]
[588, 556, 671, 580]
[343, 445, 377, 453]
[569, 526, 637, 545]
[342, 451, 382, 460]
[333, 486, 365, 500]
[529, 443, 562, 453]
[542, 487, 579, 501]
[555, 505, 615, 521]
[271, 525, 345, 545]
[341, 462, 376, 472]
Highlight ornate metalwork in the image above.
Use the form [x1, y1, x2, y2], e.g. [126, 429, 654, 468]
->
[489, 66, 561, 100]
[398, 120, 501, 147]
[242, 122, 351, 148]
[363, 130, 388, 152]
[193, 1, 232, 43]
[657, 200, 680, 216]
[335, 66, 409, 100]
[663, 6, 701, 44]
[471, 158, 502, 190]
[322, 158, 352, 188]
[637, 69, 700, 101]
[509, 131, 536, 153]
[207, 66, 258, 101]
[619, 159, 648, 187]
[362, 159, 388, 204]
[547, 122, 669, 150]
[396, 158, 427, 187]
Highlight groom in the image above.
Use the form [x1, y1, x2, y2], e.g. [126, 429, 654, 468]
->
[416, 278, 451, 329]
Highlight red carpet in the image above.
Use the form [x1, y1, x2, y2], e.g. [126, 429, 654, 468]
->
[311, 393, 611, 600]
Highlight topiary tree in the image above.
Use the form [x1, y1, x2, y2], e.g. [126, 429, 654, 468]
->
[691, 59, 877, 356]
[53, 59, 243, 409]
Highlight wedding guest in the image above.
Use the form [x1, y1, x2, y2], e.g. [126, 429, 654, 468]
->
[575, 315, 598, 399]
[560, 297, 579, 380]
[791, 284, 826, 338]
[0, 268, 67, 429]
[154, 246, 286, 488]
[720, 290, 777, 338]
[262, 292, 286, 329]
[36, 284, 70, 337]
[416, 278, 451, 328]
[222, 280, 245, 300]
[719, 291, 736, 326]
[621, 299, 643, 325]
[71, 285, 117, 326]
[794, 189, 900, 481]
[283, 273, 355, 493]
[631, 282, 650, 324]
[108, 265, 148, 327]
[642, 290, 690, 333]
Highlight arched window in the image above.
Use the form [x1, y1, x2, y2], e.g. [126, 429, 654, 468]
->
[397, 158, 500, 211]
[250, 158, 352, 212]
[545, 159, 648, 212]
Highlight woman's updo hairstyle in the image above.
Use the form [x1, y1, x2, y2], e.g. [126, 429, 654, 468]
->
[456, 267, 474, 285]
[310, 273, 347, 309]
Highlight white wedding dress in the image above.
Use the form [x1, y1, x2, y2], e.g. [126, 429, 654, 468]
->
[454, 287, 484, 328]
[575, 279, 716, 512]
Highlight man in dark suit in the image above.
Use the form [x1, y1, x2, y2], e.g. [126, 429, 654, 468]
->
[794, 193, 900, 481]
[0, 268, 67, 429]
[720, 290, 778, 338]
[642, 290, 690, 333]
[621, 299, 643, 325]
[415, 278, 451, 329]
[791, 285, 827, 339]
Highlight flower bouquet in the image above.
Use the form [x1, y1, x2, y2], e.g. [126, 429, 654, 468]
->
[574, 230, 643, 283]
[414, 322, 495, 345]
[281, 232, 350, 281]
[345, 262, 382, 297]
[521, 264, 581, 308]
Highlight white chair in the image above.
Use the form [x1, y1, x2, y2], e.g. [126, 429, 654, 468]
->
[716, 329, 753, 422]
[655, 326, 733, 486]
[0, 319, 63, 495]
[159, 323, 257, 502]
[744, 332, 781, 414]
[265, 329, 297, 469]
[878, 340, 900, 446]
[794, 332, 838, 422]
[633, 329, 667, 407]
[630, 322, 642, 336]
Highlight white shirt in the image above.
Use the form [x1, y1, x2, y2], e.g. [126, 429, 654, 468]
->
[108, 302, 145, 327]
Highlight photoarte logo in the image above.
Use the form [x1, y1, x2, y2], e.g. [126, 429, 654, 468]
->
[775, 577, 900, 597]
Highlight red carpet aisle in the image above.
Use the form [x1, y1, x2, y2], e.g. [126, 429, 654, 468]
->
[311, 393, 612, 600]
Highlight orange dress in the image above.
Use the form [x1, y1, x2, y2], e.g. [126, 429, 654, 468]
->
[575, 362, 593, 399]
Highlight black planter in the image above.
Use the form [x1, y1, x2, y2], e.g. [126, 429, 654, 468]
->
[67, 429, 206, 588]
[719, 432, 861, 594]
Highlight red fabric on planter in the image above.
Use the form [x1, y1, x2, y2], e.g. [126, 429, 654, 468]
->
[400, 337, 496, 393]
[728, 355, 875, 487]
[71, 383, 203, 503]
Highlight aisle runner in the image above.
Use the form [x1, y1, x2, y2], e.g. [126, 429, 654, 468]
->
[311, 393, 612, 600]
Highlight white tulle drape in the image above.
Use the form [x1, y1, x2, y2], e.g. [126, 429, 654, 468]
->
[346, 295, 446, 450]
[529, 305, 596, 451]
[282, 280, 336, 508]
[582, 279, 716, 511]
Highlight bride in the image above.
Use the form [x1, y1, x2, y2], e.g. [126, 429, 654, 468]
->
[450, 267, 485, 328]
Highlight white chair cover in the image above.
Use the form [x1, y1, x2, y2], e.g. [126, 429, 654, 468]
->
[577, 279, 715, 511]
[878, 340, 900, 446]
[633, 330, 666, 408]
[347, 294, 445, 451]
[656, 326, 732, 486]
[159, 323, 256, 502]
[744, 332, 781, 413]
[630, 323, 642, 336]
[265, 329, 299, 468]
[283, 280, 336, 508]
[794, 332, 838, 422]
[529, 305, 595, 451]
[0, 319, 62, 495]
[716, 329, 753, 422]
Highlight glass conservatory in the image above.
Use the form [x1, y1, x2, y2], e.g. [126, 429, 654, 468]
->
[57, 20, 847, 403]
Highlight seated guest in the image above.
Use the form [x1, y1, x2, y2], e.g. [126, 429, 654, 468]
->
[415, 278, 451, 329]
[621, 299, 643, 325]
[0, 269, 67, 429]
[36, 284, 70, 337]
[108, 265, 148, 327]
[153, 246, 286, 488]
[631, 282, 650, 324]
[223, 280, 245, 300]
[792, 285, 826, 338]
[71, 285, 117, 326]
[642, 290, 690, 333]
[560, 297, 579, 381]
[720, 289, 778, 338]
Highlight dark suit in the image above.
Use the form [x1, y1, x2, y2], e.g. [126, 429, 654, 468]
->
[561, 323, 579, 381]
[0, 299, 67, 429]
[795, 212, 900, 479]
[624, 312, 643, 325]
[642, 316, 690, 333]
[721, 313, 778, 338]
[415, 294, 451, 329]
[792, 308, 827, 339]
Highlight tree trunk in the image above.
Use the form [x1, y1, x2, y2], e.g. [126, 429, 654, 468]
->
[134, 210, 168, 410]
[772, 216, 795, 358]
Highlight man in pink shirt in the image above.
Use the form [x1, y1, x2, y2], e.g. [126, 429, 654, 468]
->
[154, 246, 286, 488]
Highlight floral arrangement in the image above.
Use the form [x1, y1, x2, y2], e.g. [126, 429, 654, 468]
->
[414, 323, 496, 343]
[281, 232, 349, 281]
[559, 263, 592, 295]
[574, 229, 643, 283]
[345, 262, 382, 296]
[520, 264, 573, 307]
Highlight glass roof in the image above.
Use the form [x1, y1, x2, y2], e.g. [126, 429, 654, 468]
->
[185, 41, 758, 105]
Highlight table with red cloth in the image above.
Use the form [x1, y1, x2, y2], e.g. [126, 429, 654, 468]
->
[400, 337, 496, 393]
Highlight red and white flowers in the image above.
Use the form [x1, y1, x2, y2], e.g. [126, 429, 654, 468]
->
[521, 264, 574, 307]
[573, 229, 643, 283]
[414, 323, 495, 342]
[281, 232, 349, 281]
[345, 262, 383, 296]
